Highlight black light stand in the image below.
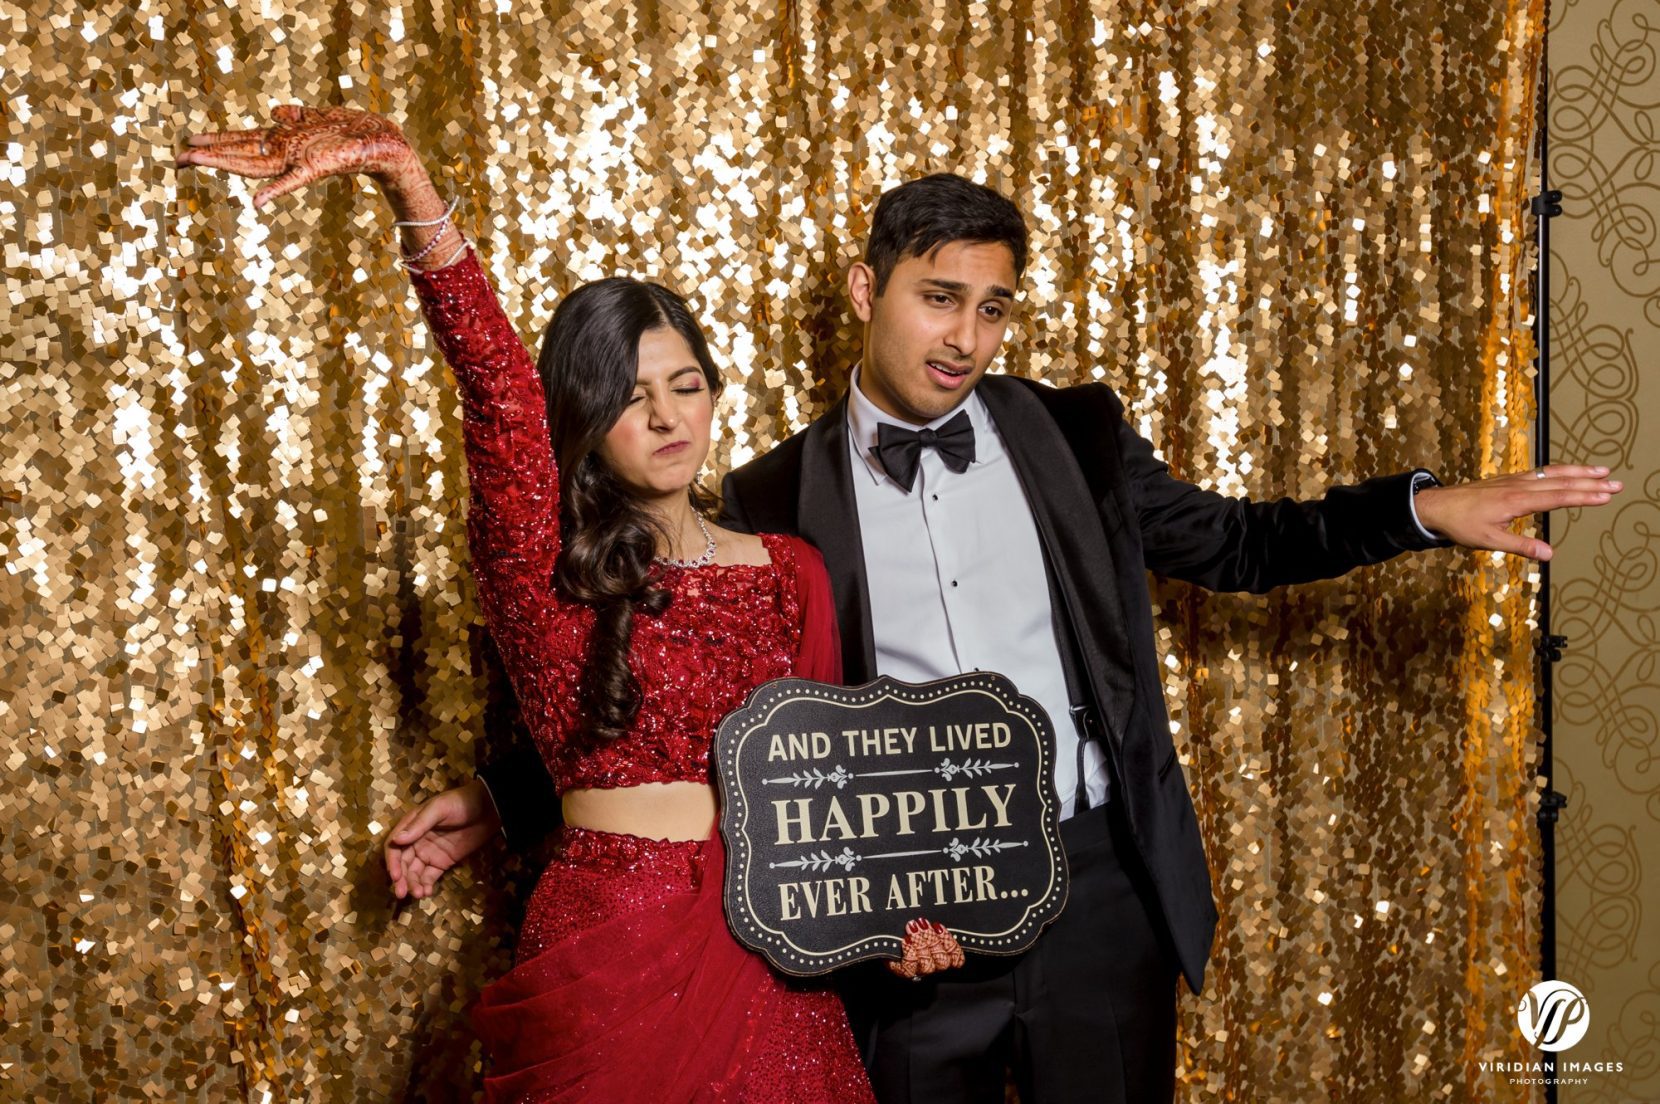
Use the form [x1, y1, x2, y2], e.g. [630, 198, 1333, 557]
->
[1531, 28, 1568, 1104]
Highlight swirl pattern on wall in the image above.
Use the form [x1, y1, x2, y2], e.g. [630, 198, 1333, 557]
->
[1550, 0, 1660, 1098]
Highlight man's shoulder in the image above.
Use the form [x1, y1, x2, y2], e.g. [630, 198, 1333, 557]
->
[728, 426, 809, 493]
[986, 373, 1127, 419]
[981, 376, 1131, 500]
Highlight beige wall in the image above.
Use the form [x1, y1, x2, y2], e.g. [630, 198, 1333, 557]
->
[1549, 1, 1660, 1100]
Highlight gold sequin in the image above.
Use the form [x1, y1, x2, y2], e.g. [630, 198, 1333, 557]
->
[2, 0, 1544, 1098]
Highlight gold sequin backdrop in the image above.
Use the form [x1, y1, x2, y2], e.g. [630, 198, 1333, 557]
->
[0, 0, 1546, 1099]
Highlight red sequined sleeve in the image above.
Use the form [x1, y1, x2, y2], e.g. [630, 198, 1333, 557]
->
[408, 242, 557, 582]
[407, 244, 572, 684]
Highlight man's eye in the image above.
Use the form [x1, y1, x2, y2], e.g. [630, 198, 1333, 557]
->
[982, 306, 1005, 320]
[927, 293, 952, 305]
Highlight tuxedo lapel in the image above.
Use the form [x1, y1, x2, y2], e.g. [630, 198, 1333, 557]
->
[977, 377, 1137, 751]
[796, 395, 878, 682]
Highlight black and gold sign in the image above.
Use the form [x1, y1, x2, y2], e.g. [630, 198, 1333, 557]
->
[715, 673, 1068, 976]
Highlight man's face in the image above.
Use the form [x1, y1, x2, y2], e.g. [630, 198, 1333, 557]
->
[848, 240, 1018, 425]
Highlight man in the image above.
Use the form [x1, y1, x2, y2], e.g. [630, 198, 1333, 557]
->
[388, 174, 1620, 1101]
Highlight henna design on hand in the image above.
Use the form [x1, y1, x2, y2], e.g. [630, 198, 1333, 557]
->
[887, 918, 966, 981]
[176, 104, 416, 208]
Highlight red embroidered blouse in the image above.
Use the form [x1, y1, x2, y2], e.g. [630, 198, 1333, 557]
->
[408, 245, 834, 793]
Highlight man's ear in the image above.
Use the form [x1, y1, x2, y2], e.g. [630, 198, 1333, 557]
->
[847, 261, 877, 324]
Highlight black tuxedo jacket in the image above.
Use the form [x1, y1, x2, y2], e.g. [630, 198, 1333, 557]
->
[478, 374, 1449, 996]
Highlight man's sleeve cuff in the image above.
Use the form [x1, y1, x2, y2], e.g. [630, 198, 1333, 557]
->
[1408, 469, 1456, 547]
[476, 772, 510, 846]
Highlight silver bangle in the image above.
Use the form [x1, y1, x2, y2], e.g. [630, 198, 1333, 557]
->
[426, 234, 473, 271]
[404, 234, 471, 273]
[392, 194, 460, 228]
[398, 219, 452, 266]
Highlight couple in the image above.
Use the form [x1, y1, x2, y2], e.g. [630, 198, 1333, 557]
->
[178, 105, 1620, 1103]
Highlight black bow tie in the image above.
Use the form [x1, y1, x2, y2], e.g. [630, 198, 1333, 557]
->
[871, 411, 976, 492]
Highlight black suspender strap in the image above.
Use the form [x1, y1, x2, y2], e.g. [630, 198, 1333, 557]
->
[1041, 547, 1108, 816]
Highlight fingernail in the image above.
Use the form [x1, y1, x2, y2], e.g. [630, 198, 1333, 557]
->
[1593, 466, 1609, 473]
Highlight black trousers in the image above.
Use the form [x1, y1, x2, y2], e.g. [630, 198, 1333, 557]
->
[840, 799, 1180, 1104]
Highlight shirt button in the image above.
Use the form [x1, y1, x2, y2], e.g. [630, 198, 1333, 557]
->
[951, 580, 959, 587]
[932, 494, 939, 501]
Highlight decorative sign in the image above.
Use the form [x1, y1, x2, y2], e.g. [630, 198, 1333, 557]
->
[715, 672, 1068, 976]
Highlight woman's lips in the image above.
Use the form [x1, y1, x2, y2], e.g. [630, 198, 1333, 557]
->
[655, 440, 691, 456]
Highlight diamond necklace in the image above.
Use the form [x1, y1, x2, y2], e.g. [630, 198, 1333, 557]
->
[656, 512, 717, 569]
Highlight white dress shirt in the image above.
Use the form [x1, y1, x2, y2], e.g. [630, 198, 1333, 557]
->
[845, 367, 1110, 819]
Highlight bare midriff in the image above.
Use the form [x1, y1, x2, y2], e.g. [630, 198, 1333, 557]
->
[560, 781, 718, 841]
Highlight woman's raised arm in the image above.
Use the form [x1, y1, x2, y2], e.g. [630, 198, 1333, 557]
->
[176, 105, 560, 598]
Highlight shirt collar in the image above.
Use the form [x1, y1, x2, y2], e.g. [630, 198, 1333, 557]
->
[845, 363, 989, 487]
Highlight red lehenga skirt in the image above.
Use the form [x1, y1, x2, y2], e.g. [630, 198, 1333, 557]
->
[468, 823, 876, 1103]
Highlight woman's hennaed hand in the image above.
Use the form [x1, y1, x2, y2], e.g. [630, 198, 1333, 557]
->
[887, 918, 966, 981]
[176, 104, 420, 209]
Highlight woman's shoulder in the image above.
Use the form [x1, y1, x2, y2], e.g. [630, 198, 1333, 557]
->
[751, 530, 816, 558]
[753, 532, 831, 584]
[710, 528, 775, 567]
[709, 529, 828, 587]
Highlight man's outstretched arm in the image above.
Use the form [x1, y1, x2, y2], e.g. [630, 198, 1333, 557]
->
[1109, 395, 1621, 591]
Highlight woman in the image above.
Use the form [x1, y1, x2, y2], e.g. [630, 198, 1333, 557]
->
[176, 105, 959, 1102]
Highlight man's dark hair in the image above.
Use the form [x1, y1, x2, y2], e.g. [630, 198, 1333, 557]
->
[864, 173, 1029, 295]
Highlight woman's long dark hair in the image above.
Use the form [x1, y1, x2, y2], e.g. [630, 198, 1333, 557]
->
[537, 277, 721, 743]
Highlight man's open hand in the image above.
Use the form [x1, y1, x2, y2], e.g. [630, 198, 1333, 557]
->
[1414, 464, 1623, 561]
[384, 779, 502, 900]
